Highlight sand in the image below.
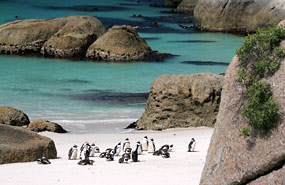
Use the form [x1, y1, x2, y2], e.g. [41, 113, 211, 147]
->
[0, 127, 213, 185]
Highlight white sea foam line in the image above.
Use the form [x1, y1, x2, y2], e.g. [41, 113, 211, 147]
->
[53, 118, 137, 124]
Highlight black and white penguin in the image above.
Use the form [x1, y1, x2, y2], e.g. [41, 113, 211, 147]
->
[122, 138, 131, 152]
[141, 136, 148, 151]
[188, 138, 196, 152]
[79, 141, 89, 159]
[148, 138, 155, 153]
[37, 156, 51, 164]
[99, 148, 113, 158]
[90, 143, 97, 157]
[161, 149, 170, 158]
[131, 142, 140, 162]
[83, 143, 91, 160]
[136, 141, 143, 155]
[113, 142, 122, 156]
[94, 146, 100, 153]
[68, 144, 78, 160]
[169, 144, 174, 152]
[106, 149, 114, 161]
[160, 144, 174, 152]
[119, 153, 131, 163]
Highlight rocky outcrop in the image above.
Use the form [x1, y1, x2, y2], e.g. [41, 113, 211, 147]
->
[28, 119, 67, 133]
[0, 106, 30, 126]
[165, 0, 183, 8]
[194, 0, 285, 33]
[86, 25, 152, 61]
[0, 15, 105, 57]
[134, 73, 224, 130]
[177, 0, 199, 14]
[0, 124, 57, 164]
[200, 55, 285, 184]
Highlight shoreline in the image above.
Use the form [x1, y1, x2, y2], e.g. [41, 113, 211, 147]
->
[0, 127, 213, 185]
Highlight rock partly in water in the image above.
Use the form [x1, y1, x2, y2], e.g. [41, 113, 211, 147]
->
[86, 25, 152, 61]
[41, 16, 105, 58]
[134, 73, 224, 130]
[194, 0, 285, 34]
[165, 0, 183, 8]
[199, 55, 285, 184]
[0, 15, 105, 57]
[28, 119, 67, 133]
[177, 0, 199, 14]
[0, 106, 30, 126]
[0, 124, 57, 164]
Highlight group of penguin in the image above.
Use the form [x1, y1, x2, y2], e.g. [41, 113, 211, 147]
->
[67, 136, 196, 165]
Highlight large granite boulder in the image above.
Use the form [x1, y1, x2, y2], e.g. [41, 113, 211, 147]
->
[41, 16, 105, 57]
[0, 15, 105, 57]
[0, 106, 30, 126]
[134, 73, 224, 130]
[28, 119, 67, 133]
[194, 0, 285, 33]
[0, 124, 57, 164]
[86, 25, 152, 61]
[165, 0, 183, 8]
[177, 0, 199, 14]
[200, 55, 285, 183]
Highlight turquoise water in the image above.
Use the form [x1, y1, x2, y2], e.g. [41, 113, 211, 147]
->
[0, 0, 244, 133]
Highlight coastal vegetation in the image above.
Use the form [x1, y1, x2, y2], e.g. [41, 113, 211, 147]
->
[236, 25, 285, 137]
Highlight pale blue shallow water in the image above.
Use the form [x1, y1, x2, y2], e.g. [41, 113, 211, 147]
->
[0, 0, 244, 133]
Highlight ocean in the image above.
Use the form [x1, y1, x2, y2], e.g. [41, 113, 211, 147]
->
[0, 0, 244, 133]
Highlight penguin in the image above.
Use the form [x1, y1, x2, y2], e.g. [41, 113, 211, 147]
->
[99, 148, 113, 158]
[83, 143, 91, 160]
[37, 156, 51, 164]
[188, 138, 196, 152]
[106, 149, 114, 161]
[119, 153, 131, 163]
[90, 143, 97, 157]
[141, 136, 148, 151]
[94, 146, 100, 153]
[125, 148, 132, 154]
[79, 141, 89, 159]
[136, 141, 143, 155]
[160, 144, 174, 152]
[122, 138, 131, 152]
[148, 138, 155, 153]
[131, 142, 140, 162]
[161, 148, 170, 158]
[68, 144, 78, 160]
[113, 142, 122, 156]
[169, 144, 174, 152]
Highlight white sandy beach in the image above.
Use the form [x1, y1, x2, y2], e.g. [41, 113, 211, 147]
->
[0, 127, 213, 185]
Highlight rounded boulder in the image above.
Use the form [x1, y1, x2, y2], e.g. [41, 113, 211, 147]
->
[86, 25, 152, 61]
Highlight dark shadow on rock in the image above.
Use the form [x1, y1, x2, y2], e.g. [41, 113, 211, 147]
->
[125, 121, 137, 129]
[181, 61, 229, 66]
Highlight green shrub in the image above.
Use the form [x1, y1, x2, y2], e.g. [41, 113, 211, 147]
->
[236, 25, 285, 136]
